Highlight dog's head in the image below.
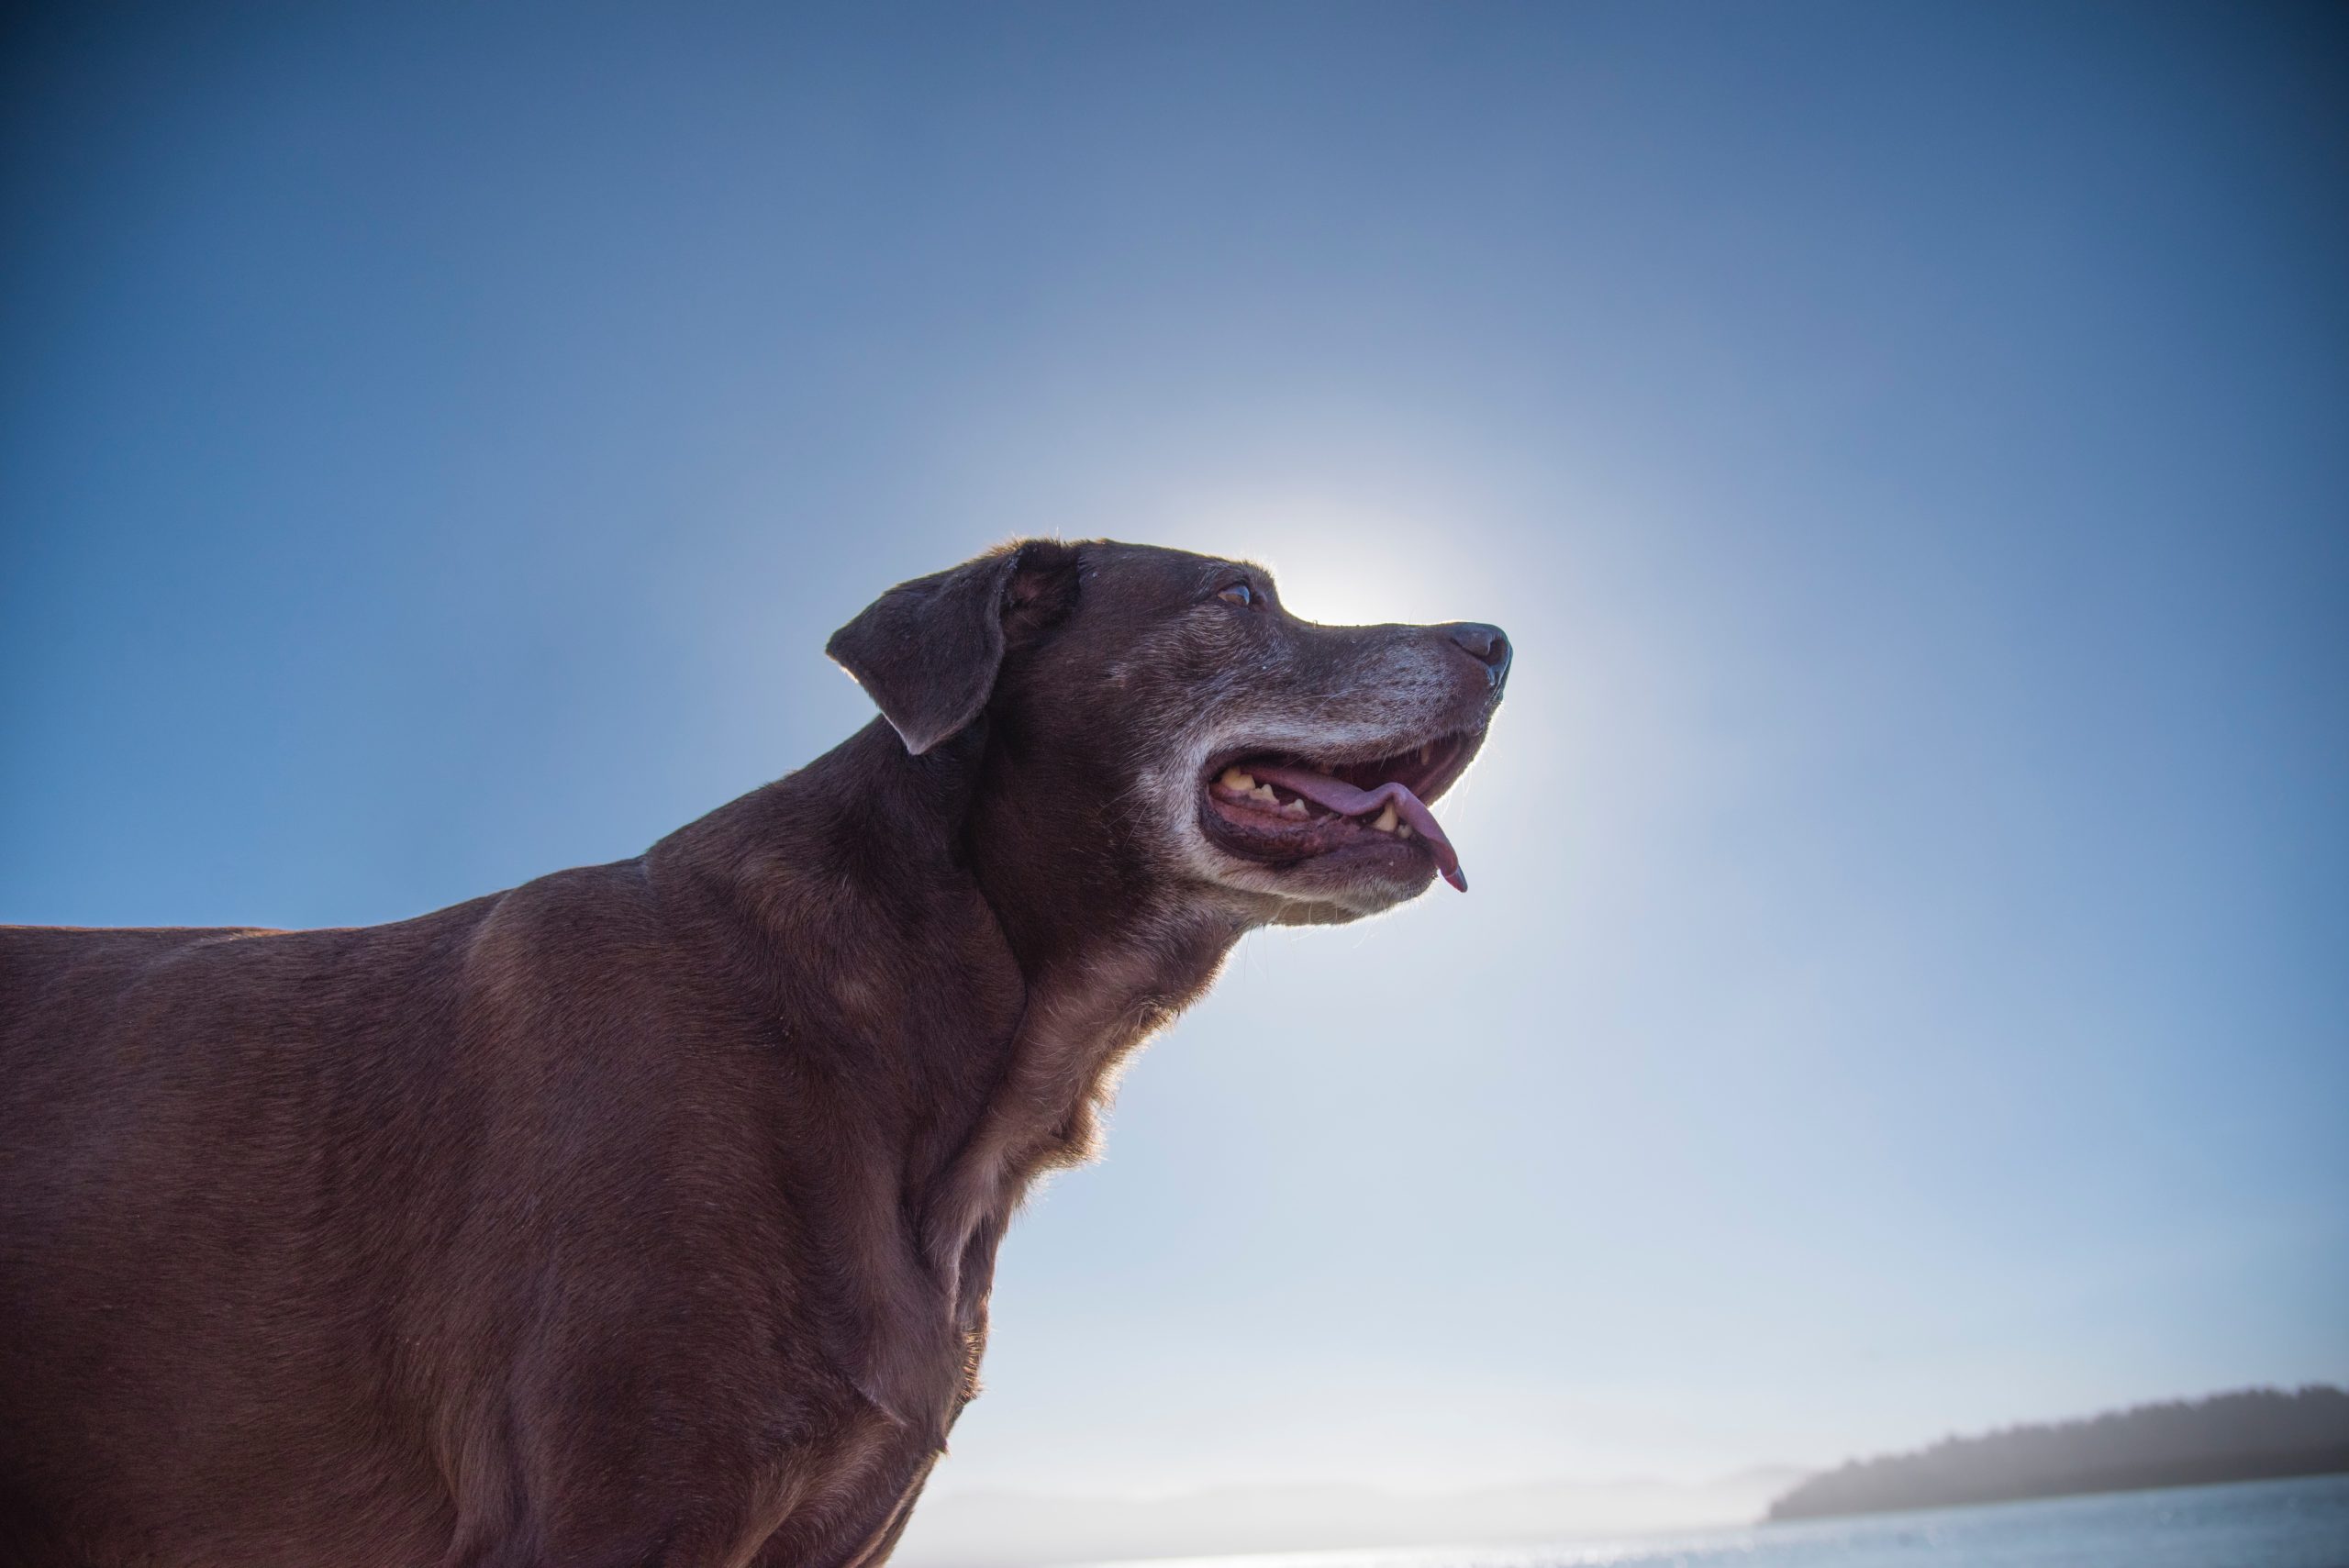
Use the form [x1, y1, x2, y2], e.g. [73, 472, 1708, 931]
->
[828, 539, 1509, 928]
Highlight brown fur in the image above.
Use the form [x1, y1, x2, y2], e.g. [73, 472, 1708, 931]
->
[0, 540, 1508, 1566]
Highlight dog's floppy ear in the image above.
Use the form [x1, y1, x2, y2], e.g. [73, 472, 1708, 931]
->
[827, 542, 1074, 755]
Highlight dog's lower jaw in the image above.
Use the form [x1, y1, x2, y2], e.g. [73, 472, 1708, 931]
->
[1267, 895, 1386, 928]
[1147, 782, 1436, 927]
[1174, 864, 1433, 930]
[1169, 836, 1436, 924]
[1165, 806, 1441, 924]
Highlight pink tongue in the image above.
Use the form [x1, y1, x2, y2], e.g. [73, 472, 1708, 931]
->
[1245, 763, 1468, 892]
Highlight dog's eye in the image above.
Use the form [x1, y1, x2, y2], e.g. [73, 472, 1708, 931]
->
[1218, 582, 1255, 607]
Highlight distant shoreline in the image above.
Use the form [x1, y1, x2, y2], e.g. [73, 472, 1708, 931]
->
[1770, 1446, 2349, 1522]
[1768, 1386, 2349, 1523]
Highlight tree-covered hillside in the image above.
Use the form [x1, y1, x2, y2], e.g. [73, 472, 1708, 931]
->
[1770, 1386, 2349, 1521]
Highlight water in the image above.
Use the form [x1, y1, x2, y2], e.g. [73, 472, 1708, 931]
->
[1093, 1474, 2349, 1568]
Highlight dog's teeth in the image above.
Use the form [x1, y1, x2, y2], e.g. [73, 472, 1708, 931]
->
[1371, 804, 1398, 833]
[1418, 742, 1432, 763]
[1397, 824, 1414, 839]
[1280, 798, 1308, 817]
[1251, 784, 1280, 806]
[1219, 768, 1257, 792]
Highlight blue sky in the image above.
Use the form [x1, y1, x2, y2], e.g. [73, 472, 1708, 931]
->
[4, 0, 2344, 1509]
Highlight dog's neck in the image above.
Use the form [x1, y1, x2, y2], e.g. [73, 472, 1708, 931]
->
[652, 718, 1252, 1431]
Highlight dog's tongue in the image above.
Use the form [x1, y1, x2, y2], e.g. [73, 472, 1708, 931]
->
[1244, 763, 1468, 892]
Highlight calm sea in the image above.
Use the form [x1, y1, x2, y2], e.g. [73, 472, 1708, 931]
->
[1095, 1473, 2349, 1568]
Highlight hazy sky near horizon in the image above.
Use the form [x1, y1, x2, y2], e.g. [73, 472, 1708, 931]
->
[4, 0, 2344, 1517]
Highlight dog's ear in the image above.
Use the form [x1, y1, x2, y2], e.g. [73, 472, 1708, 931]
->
[827, 541, 1077, 755]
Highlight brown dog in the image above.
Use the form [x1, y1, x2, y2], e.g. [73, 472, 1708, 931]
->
[0, 540, 1509, 1567]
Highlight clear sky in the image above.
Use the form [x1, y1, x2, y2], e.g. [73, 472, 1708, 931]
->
[4, 0, 2344, 1518]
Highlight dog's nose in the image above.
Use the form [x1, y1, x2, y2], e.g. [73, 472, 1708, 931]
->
[1446, 622, 1512, 687]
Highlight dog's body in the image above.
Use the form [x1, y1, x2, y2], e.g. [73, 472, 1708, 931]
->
[0, 540, 1508, 1566]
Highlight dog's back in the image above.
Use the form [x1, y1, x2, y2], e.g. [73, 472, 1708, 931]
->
[1, 910, 502, 1562]
[0, 875, 836, 1565]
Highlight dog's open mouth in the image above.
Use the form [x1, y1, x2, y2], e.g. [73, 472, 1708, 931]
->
[1198, 730, 1478, 892]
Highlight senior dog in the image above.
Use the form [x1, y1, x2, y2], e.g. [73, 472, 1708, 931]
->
[0, 540, 1510, 1567]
